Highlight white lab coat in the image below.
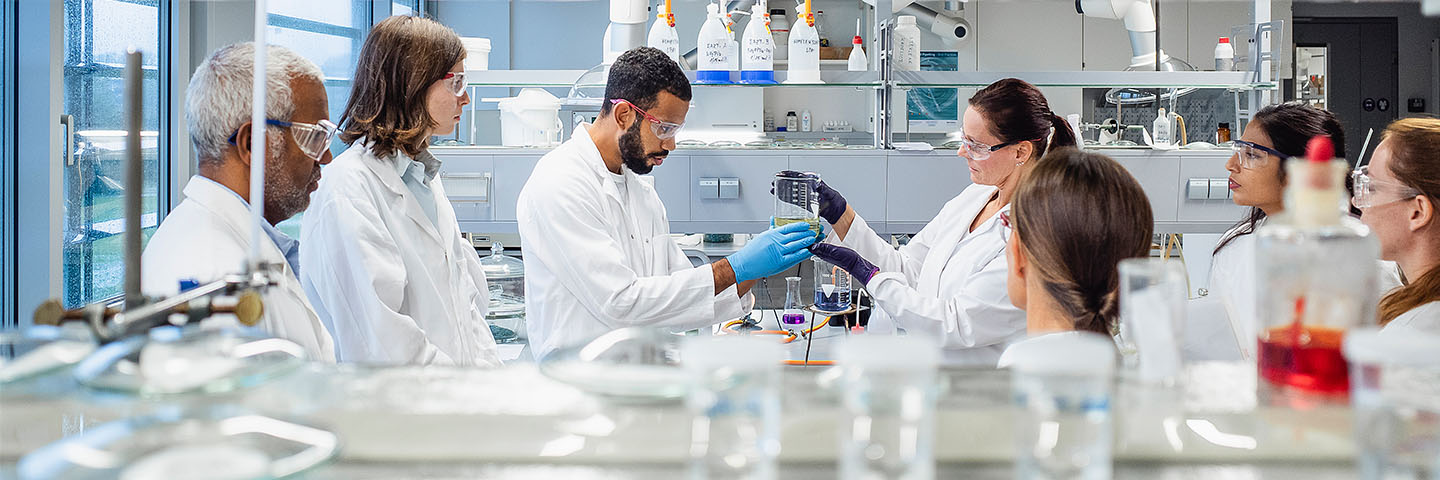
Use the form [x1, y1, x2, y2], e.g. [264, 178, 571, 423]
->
[518, 124, 754, 359]
[1201, 218, 1404, 360]
[1383, 300, 1440, 335]
[299, 141, 500, 367]
[142, 176, 336, 362]
[838, 184, 1026, 366]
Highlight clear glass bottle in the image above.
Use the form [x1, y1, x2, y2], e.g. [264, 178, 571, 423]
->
[781, 276, 806, 330]
[684, 336, 782, 480]
[814, 257, 852, 312]
[838, 336, 940, 480]
[478, 242, 526, 344]
[1255, 138, 1380, 397]
[1007, 333, 1116, 480]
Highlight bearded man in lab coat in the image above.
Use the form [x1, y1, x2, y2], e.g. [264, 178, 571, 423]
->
[142, 43, 336, 362]
[518, 47, 819, 358]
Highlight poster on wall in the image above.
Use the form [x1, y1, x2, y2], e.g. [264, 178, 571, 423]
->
[907, 51, 959, 133]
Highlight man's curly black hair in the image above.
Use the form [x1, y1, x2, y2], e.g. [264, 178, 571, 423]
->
[600, 47, 692, 116]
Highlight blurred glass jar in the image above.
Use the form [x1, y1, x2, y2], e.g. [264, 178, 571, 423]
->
[479, 242, 526, 344]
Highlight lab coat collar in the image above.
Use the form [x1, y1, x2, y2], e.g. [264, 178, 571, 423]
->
[179, 175, 289, 271]
[917, 185, 1006, 295]
[352, 138, 445, 245]
[353, 138, 416, 197]
[394, 147, 441, 184]
[190, 176, 302, 275]
[572, 124, 655, 203]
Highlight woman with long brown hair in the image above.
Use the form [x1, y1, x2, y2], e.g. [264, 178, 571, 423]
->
[807, 78, 1077, 365]
[1003, 149, 1153, 335]
[300, 16, 500, 366]
[1356, 118, 1440, 333]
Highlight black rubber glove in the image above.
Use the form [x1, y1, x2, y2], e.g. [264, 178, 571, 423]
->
[809, 243, 879, 285]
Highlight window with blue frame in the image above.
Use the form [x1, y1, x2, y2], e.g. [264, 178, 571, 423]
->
[59, 0, 164, 308]
[2, 0, 15, 327]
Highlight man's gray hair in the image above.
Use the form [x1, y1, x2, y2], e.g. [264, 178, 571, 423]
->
[186, 42, 324, 164]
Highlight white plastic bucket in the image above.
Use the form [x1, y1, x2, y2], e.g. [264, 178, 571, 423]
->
[461, 37, 490, 71]
[486, 88, 563, 147]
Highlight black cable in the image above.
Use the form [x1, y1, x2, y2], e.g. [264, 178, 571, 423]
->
[803, 309, 815, 367]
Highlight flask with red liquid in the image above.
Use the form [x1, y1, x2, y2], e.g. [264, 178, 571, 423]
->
[1254, 136, 1381, 396]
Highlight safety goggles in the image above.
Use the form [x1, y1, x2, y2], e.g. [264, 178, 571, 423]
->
[610, 99, 684, 139]
[440, 71, 467, 97]
[1350, 165, 1421, 209]
[1229, 140, 1286, 170]
[958, 135, 1039, 161]
[228, 118, 338, 161]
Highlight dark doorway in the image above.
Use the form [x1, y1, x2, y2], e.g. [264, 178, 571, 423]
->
[1292, 17, 1398, 165]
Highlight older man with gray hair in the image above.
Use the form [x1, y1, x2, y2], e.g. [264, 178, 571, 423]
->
[142, 42, 337, 362]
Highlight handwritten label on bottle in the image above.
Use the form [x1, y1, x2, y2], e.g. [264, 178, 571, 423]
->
[701, 40, 731, 70]
[790, 37, 819, 56]
[744, 38, 772, 66]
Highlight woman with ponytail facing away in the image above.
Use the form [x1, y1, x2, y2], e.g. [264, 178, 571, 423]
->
[1002, 149, 1153, 336]
[804, 78, 1077, 365]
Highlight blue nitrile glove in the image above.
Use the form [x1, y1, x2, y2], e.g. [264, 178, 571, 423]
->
[809, 243, 880, 285]
[727, 222, 818, 282]
[772, 170, 849, 225]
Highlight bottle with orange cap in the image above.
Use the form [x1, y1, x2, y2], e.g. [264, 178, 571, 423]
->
[646, 1, 680, 65]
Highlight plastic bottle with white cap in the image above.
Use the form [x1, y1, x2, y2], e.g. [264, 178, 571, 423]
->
[894, 15, 922, 71]
[683, 336, 782, 480]
[1002, 332, 1116, 480]
[836, 335, 940, 480]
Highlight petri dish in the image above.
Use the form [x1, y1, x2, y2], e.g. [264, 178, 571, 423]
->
[538, 327, 691, 402]
[17, 409, 338, 480]
[72, 328, 307, 397]
[707, 140, 742, 149]
[0, 324, 96, 386]
[676, 139, 708, 149]
[743, 140, 774, 149]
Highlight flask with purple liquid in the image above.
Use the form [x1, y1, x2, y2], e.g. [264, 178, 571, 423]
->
[782, 276, 806, 330]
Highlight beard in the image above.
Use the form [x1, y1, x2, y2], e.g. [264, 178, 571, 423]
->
[618, 117, 667, 175]
[263, 134, 315, 223]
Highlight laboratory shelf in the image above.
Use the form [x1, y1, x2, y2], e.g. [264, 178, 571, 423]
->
[463, 69, 588, 87]
[892, 70, 1276, 89]
[464, 69, 880, 88]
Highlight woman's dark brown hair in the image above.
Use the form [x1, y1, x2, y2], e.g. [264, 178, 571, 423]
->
[339, 15, 463, 159]
[1011, 148, 1154, 335]
[1376, 117, 1440, 325]
[968, 78, 1078, 160]
[1214, 102, 1346, 253]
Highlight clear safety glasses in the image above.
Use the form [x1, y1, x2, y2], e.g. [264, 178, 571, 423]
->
[957, 135, 1038, 161]
[1229, 140, 1286, 170]
[440, 71, 467, 97]
[1351, 165, 1421, 209]
[610, 99, 685, 139]
[227, 118, 338, 161]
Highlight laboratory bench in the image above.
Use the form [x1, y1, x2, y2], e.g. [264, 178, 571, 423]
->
[1, 348, 1362, 478]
